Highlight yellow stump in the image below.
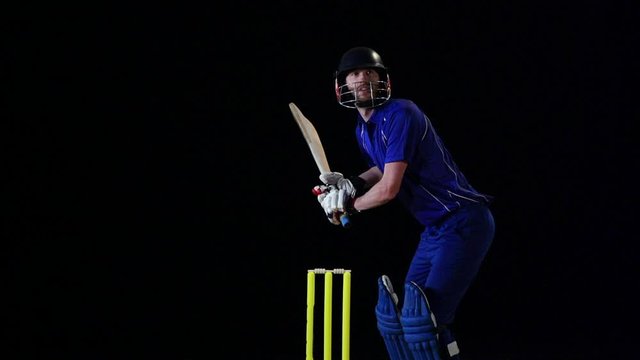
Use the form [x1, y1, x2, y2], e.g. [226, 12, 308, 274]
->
[342, 270, 351, 360]
[306, 271, 315, 360]
[324, 271, 333, 360]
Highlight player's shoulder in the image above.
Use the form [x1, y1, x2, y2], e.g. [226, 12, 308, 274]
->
[384, 98, 420, 113]
[385, 98, 412, 108]
[382, 99, 423, 120]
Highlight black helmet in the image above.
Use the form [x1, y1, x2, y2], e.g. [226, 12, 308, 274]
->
[335, 46, 388, 85]
[334, 47, 391, 109]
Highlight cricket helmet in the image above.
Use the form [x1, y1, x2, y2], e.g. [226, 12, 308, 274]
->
[334, 46, 391, 108]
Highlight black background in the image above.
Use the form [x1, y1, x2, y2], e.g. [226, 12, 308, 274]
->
[6, 2, 638, 359]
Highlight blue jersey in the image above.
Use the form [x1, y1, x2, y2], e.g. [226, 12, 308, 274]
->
[355, 98, 492, 227]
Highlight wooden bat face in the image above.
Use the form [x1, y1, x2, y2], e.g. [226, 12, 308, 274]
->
[289, 102, 331, 175]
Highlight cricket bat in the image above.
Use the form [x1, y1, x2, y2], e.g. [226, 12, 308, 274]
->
[289, 102, 350, 228]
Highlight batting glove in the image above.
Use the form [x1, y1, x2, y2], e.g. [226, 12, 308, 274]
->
[317, 186, 350, 225]
[319, 172, 366, 197]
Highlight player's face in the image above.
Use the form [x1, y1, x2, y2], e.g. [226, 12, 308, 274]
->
[346, 68, 381, 101]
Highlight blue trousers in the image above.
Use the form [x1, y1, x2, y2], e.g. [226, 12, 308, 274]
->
[405, 203, 495, 326]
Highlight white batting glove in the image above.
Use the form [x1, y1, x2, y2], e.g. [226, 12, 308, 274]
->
[317, 187, 348, 225]
[319, 172, 357, 197]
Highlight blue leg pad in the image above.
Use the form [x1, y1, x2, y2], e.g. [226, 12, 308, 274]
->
[400, 281, 442, 360]
[376, 275, 414, 360]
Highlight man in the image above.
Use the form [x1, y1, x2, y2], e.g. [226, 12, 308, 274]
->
[316, 46, 495, 359]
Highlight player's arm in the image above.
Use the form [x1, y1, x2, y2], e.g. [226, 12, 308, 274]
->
[356, 166, 383, 187]
[352, 161, 407, 212]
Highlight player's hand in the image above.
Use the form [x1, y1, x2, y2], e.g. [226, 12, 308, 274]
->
[319, 172, 346, 186]
[319, 172, 351, 195]
[317, 186, 349, 225]
[319, 172, 365, 197]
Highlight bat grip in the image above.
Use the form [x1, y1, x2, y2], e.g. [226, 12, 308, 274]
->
[340, 213, 351, 228]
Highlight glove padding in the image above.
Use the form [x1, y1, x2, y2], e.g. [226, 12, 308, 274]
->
[319, 172, 366, 197]
[316, 186, 350, 225]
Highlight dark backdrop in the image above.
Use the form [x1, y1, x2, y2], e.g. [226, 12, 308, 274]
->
[6, 2, 637, 359]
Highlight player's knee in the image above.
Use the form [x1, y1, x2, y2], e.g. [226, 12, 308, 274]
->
[399, 282, 463, 360]
[399, 282, 442, 359]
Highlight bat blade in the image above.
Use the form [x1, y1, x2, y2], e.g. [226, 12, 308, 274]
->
[289, 102, 350, 228]
[288, 102, 331, 175]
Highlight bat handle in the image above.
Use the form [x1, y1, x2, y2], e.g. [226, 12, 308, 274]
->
[340, 212, 351, 228]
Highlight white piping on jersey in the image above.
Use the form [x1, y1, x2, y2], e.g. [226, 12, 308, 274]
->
[419, 184, 454, 212]
[359, 126, 368, 155]
[417, 114, 458, 212]
[449, 191, 481, 203]
[381, 116, 388, 145]
[428, 114, 490, 203]
[421, 114, 429, 140]
[360, 113, 488, 213]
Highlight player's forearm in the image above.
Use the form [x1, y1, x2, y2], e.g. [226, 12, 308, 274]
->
[353, 162, 405, 212]
[358, 166, 383, 187]
[352, 181, 396, 211]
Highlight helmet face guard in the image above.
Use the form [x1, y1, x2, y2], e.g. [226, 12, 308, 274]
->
[335, 79, 391, 109]
[334, 47, 391, 108]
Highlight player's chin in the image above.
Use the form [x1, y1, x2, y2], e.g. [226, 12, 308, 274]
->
[356, 97, 373, 104]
